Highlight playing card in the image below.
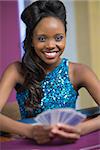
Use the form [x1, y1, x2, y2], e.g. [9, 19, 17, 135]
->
[63, 111, 86, 125]
[43, 111, 51, 125]
[34, 110, 51, 125]
[34, 114, 47, 125]
[33, 108, 86, 126]
[58, 108, 75, 123]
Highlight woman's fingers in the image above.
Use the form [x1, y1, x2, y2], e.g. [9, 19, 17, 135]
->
[51, 128, 80, 139]
[31, 124, 81, 144]
[34, 134, 51, 144]
[56, 123, 81, 134]
[51, 123, 81, 140]
[32, 125, 51, 135]
[32, 125, 52, 144]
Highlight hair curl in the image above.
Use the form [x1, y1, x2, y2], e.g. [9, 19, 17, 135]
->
[20, 0, 67, 109]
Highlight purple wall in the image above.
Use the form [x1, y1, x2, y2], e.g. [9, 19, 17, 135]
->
[0, 1, 21, 102]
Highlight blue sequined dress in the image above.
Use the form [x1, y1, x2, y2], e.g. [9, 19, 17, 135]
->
[16, 58, 78, 119]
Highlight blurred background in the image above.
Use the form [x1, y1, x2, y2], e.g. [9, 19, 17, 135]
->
[0, 0, 100, 109]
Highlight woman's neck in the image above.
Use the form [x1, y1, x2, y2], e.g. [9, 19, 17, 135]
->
[45, 58, 62, 74]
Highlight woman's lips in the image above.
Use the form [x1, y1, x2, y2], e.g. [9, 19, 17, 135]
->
[44, 51, 59, 59]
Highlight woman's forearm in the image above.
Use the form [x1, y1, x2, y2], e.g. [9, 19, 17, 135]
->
[0, 114, 53, 144]
[0, 113, 33, 138]
[77, 115, 100, 135]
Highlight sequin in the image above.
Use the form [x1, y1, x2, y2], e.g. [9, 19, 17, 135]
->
[16, 58, 78, 119]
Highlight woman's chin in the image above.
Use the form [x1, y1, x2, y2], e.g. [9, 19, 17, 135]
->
[43, 57, 61, 66]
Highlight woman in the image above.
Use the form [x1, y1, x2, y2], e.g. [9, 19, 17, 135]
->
[0, 0, 100, 144]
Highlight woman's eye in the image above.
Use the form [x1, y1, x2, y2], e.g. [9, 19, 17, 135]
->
[38, 36, 46, 42]
[55, 35, 64, 42]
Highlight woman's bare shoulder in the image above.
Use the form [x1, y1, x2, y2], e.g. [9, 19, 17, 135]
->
[69, 61, 93, 76]
[69, 61, 99, 88]
[0, 61, 24, 84]
[69, 62, 96, 89]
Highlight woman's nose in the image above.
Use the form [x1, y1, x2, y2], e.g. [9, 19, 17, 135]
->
[46, 39, 56, 49]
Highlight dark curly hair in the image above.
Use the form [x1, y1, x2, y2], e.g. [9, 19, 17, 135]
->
[20, 0, 67, 109]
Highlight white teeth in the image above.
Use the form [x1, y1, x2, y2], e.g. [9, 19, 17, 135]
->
[46, 52, 56, 56]
[44, 52, 58, 58]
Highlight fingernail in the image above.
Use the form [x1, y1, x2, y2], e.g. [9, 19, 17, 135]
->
[51, 129, 57, 133]
[57, 123, 63, 127]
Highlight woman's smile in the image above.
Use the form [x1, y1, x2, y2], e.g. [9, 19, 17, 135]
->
[43, 49, 60, 59]
[32, 16, 66, 66]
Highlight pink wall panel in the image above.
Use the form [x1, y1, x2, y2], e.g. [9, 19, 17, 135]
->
[0, 1, 21, 103]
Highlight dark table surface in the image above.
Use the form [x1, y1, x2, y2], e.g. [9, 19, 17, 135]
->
[1, 130, 100, 150]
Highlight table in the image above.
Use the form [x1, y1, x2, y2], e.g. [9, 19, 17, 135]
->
[0, 130, 100, 150]
[0, 107, 100, 150]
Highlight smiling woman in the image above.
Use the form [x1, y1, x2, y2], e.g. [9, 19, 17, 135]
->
[0, 0, 100, 145]
[32, 16, 66, 66]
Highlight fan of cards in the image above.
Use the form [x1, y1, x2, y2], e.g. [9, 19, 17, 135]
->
[34, 108, 86, 126]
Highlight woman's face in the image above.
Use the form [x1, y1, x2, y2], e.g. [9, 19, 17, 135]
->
[32, 16, 66, 67]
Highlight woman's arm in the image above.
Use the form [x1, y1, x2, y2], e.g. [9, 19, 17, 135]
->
[74, 63, 100, 105]
[73, 63, 100, 134]
[0, 63, 51, 144]
[50, 115, 100, 142]
[0, 62, 23, 109]
[76, 115, 100, 135]
[75, 64, 100, 134]
[0, 113, 51, 144]
[0, 113, 33, 138]
[52, 63, 100, 140]
[0, 63, 30, 137]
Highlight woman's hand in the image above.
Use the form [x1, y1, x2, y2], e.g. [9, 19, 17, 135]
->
[50, 123, 81, 143]
[0, 114, 52, 145]
[27, 124, 52, 144]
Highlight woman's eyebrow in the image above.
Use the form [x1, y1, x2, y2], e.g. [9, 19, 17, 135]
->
[35, 33, 64, 36]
